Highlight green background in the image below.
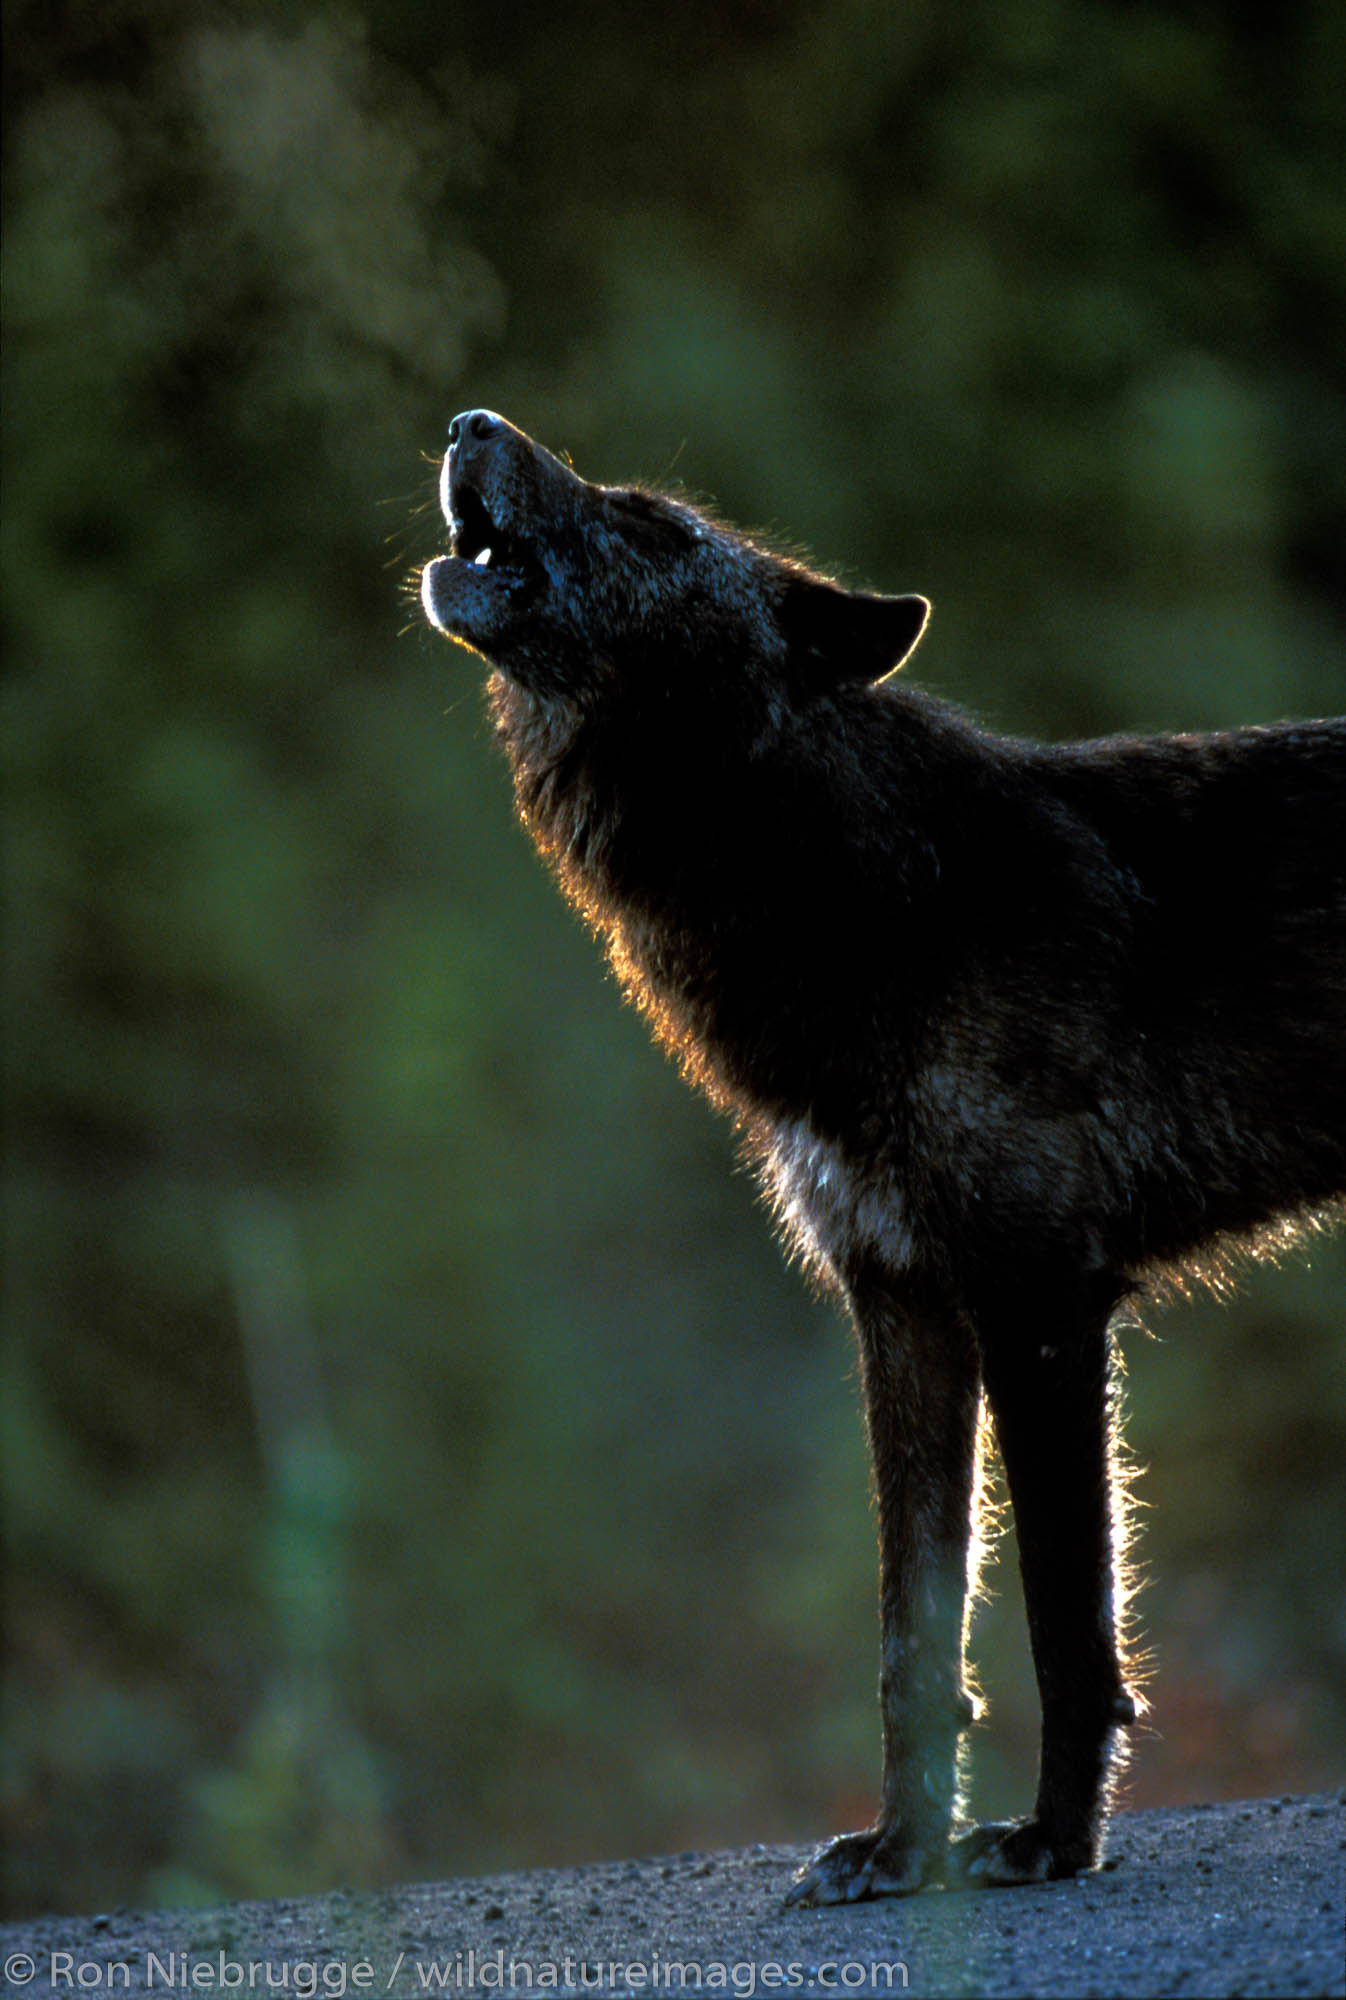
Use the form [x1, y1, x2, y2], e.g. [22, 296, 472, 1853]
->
[4, 0, 1344, 1919]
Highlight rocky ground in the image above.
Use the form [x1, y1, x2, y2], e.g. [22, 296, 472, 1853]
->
[3, 1793, 1342, 1999]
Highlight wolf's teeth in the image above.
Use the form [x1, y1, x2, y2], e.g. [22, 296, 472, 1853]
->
[474, 547, 492, 567]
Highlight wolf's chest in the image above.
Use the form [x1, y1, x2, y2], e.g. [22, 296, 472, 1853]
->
[762, 1118, 917, 1285]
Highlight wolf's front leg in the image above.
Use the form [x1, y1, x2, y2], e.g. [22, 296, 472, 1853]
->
[786, 1275, 983, 1906]
[946, 1298, 1137, 1889]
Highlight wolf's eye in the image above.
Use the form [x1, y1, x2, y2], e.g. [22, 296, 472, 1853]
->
[607, 487, 699, 551]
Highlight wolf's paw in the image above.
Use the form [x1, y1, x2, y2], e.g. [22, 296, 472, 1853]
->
[944, 1818, 1097, 1889]
[784, 1826, 941, 1907]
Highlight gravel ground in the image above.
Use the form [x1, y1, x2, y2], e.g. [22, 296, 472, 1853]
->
[3, 1793, 1342, 1999]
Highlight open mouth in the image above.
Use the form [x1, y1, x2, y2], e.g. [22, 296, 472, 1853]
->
[450, 481, 533, 580]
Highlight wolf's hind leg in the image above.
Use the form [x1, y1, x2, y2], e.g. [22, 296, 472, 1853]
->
[786, 1274, 984, 1906]
[948, 1297, 1137, 1889]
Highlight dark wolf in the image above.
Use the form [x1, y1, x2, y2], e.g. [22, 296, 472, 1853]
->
[420, 409, 1346, 1903]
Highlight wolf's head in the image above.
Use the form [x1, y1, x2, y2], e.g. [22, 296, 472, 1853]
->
[420, 412, 930, 706]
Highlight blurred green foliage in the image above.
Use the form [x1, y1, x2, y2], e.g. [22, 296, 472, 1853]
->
[3, 0, 1344, 1920]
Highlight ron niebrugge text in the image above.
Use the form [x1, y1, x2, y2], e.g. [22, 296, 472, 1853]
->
[34, 1947, 910, 1995]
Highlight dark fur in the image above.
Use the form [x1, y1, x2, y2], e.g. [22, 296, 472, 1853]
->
[421, 411, 1346, 1902]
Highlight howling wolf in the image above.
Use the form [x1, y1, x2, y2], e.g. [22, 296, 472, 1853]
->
[421, 409, 1346, 1904]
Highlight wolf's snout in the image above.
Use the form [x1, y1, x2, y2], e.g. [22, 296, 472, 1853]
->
[448, 409, 506, 450]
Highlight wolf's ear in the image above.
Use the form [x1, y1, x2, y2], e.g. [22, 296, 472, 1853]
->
[779, 575, 931, 687]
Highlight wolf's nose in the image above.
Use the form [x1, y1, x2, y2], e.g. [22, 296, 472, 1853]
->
[448, 409, 504, 449]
